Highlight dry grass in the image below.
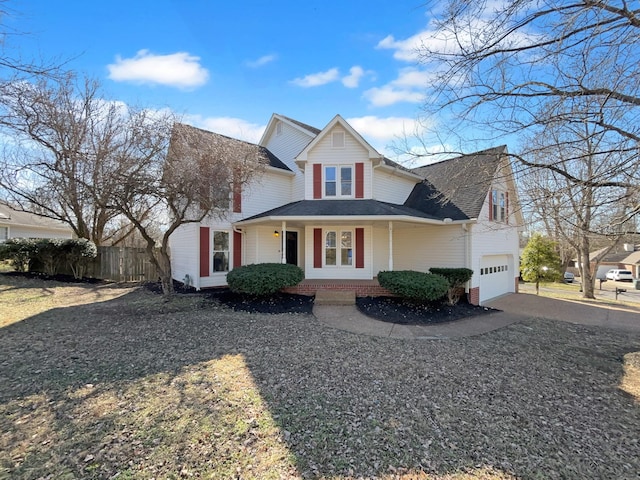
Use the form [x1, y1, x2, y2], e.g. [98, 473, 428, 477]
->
[1, 274, 639, 479]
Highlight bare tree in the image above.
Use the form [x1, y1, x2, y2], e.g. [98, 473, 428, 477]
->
[412, 0, 640, 297]
[0, 75, 133, 244]
[109, 122, 268, 295]
[0, 1, 63, 80]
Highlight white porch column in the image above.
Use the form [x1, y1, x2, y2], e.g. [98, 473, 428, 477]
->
[388, 221, 394, 271]
[281, 221, 287, 264]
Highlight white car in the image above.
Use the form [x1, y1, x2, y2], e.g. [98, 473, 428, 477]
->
[605, 269, 634, 282]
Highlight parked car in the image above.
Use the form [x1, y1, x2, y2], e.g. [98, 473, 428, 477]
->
[563, 272, 575, 283]
[605, 269, 634, 282]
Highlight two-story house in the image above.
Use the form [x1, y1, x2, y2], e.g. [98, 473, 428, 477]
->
[169, 114, 522, 305]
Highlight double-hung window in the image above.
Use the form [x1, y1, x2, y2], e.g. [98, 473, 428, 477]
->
[0, 226, 7, 243]
[325, 230, 353, 267]
[324, 166, 353, 198]
[212, 231, 229, 272]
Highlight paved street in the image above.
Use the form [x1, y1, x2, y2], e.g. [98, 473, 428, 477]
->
[520, 278, 640, 305]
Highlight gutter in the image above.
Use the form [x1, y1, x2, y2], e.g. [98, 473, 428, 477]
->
[235, 214, 477, 227]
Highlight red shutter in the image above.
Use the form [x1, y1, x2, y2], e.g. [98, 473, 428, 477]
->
[313, 228, 322, 268]
[488, 191, 493, 221]
[355, 228, 364, 268]
[233, 231, 242, 268]
[355, 163, 364, 198]
[505, 191, 509, 224]
[313, 164, 322, 199]
[232, 184, 242, 213]
[199, 227, 210, 277]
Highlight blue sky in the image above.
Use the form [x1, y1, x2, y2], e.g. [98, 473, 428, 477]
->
[6, 0, 445, 156]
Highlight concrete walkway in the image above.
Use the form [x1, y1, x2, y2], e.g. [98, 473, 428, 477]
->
[312, 292, 640, 339]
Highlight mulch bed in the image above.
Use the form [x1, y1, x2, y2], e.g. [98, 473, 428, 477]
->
[356, 296, 498, 325]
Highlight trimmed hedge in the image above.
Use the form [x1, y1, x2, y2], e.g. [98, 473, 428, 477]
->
[0, 238, 37, 272]
[226, 263, 304, 296]
[0, 238, 97, 278]
[429, 267, 474, 305]
[377, 270, 449, 302]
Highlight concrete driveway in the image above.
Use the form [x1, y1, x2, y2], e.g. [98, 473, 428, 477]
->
[486, 292, 640, 333]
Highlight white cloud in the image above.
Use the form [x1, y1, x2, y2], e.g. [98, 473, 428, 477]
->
[363, 67, 436, 107]
[290, 68, 340, 87]
[346, 116, 425, 143]
[245, 54, 277, 68]
[107, 50, 209, 89]
[363, 85, 425, 107]
[184, 115, 266, 143]
[342, 66, 366, 88]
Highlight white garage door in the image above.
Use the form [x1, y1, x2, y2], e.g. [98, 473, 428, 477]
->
[479, 255, 513, 303]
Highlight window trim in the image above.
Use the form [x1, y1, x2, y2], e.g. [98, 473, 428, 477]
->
[0, 226, 8, 243]
[324, 165, 353, 198]
[323, 228, 354, 268]
[491, 189, 507, 223]
[212, 230, 230, 273]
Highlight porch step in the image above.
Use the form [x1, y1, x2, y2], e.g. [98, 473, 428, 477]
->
[314, 289, 356, 305]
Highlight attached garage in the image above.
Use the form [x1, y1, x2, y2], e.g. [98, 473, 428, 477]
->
[479, 254, 514, 303]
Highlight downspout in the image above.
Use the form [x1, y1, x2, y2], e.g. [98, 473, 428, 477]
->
[462, 223, 470, 295]
[388, 221, 394, 271]
[281, 221, 287, 264]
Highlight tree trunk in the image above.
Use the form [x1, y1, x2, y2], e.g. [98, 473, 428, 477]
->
[157, 249, 174, 296]
[579, 240, 595, 299]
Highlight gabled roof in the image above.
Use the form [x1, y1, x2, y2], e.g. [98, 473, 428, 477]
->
[276, 114, 321, 135]
[258, 113, 320, 147]
[173, 123, 291, 172]
[0, 201, 71, 231]
[403, 179, 469, 220]
[589, 244, 640, 264]
[410, 146, 508, 220]
[296, 115, 382, 162]
[236, 199, 452, 225]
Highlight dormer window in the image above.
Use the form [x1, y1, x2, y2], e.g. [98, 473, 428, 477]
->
[332, 131, 345, 148]
[325, 165, 352, 197]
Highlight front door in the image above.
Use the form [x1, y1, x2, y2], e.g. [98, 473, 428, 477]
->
[286, 231, 298, 265]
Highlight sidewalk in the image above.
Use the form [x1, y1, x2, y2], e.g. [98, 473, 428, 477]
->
[313, 292, 640, 339]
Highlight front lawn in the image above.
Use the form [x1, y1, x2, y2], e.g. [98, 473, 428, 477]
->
[1, 274, 639, 479]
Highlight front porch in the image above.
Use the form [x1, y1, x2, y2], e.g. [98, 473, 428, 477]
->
[282, 278, 392, 297]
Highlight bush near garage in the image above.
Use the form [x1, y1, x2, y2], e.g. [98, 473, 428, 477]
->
[377, 270, 449, 302]
[226, 263, 304, 296]
[429, 267, 474, 305]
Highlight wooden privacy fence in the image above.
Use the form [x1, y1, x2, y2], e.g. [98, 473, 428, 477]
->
[91, 246, 159, 283]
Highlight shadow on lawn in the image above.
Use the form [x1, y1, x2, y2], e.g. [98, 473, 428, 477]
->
[1, 283, 640, 479]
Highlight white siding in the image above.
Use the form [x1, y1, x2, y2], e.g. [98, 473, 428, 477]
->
[263, 121, 313, 172]
[468, 187, 520, 301]
[304, 126, 373, 200]
[372, 225, 391, 275]
[241, 226, 305, 268]
[392, 224, 467, 272]
[169, 223, 199, 288]
[236, 170, 293, 219]
[5, 225, 72, 240]
[372, 168, 417, 204]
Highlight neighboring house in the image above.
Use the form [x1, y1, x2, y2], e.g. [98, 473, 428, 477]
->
[584, 244, 640, 279]
[169, 114, 523, 304]
[0, 202, 73, 242]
